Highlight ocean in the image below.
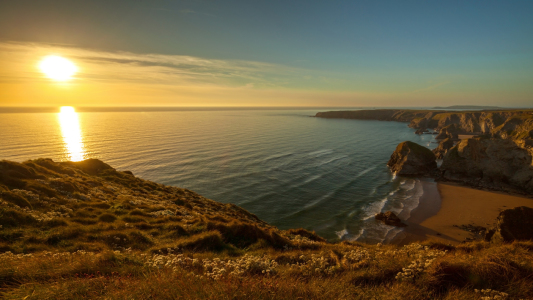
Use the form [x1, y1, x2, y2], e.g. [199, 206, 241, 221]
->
[0, 108, 438, 242]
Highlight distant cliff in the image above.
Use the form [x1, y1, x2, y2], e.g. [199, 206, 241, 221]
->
[315, 109, 533, 139]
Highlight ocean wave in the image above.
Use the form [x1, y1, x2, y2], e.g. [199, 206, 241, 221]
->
[401, 179, 416, 191]
[303, 191, 334, 209]
[355, 178, 424, 243]
[263, 152, 294, 162]
[362, 196, 390, 220]
[308, 149, 333, 157]
[356, 166, 377, 178]
[396, 180, 423, 220]
[303, 174, 322, 184]
[314, 155, 349, 167]
[335, 229, 348, 239]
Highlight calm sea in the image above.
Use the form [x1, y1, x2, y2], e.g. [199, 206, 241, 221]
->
[0, 108, 437, 242]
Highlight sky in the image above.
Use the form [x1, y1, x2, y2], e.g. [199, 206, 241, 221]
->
[0, 0, 532, 107]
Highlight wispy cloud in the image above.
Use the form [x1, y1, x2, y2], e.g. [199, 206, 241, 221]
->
[0, 42, 304, 88]
[2, 42, 381, 106]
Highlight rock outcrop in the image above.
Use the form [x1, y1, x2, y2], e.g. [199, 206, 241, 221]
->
[315, 109, 533, 139]
[433, 138, 455, 159]
[375, 211, 407, 227]
[485, 206, 533, 243]
[435, 124, 459, 140]
[415, 128, 428, 134]
[492, 115, 533, 139]
[316, 109, 533, 193]
[441, 138, 533, 194]
[387, 141, 437, 176]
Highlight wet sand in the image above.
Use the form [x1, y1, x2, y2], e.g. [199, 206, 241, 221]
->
[396, 183, 533, 245]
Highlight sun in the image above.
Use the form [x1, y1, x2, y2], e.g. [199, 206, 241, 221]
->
[39, 55, 78, 81]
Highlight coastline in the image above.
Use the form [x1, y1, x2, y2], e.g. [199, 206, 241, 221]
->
[394, 182, 533, 245]
[390, 179, 442, 245]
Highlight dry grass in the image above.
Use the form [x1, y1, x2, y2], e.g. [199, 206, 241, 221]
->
[1, 158, 533, 299]
[1, 241, 532, 299]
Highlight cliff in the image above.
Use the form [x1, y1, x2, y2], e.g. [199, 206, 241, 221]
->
[440, 138, 533, 195]
[315, 109, 533, 139]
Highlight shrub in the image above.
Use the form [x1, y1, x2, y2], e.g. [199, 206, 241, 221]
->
[32, 158, 75, 175]
[134, 222, 154, 230]
[172, 198, 193, 209]
[128, 231, 154, 249]
[0, 230, 24, 242]
[0, 209, 36, 227]
[46, 228, 84, 245]
[91, 202, 111, 209]
[286, 228, 326, 243]
[0, 160, 41, 179]
[98, 213, 117, 223]
[26, 181, 58, 197]
[129, 209, 148, 216]
[0, 173, 26, 189]
[122, 216, 146, 223]
[423, 260, 470, 290]
[42, 219, 68, 228]
[0, 191, 33, 208]
[164, 224, 188, 237]
[420, 241, 456, 252]
[71, 218, 98, 225]
[207, 220, 292, 249]
[175, 231, 226, 252]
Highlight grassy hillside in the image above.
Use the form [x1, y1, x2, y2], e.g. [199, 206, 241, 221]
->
[1, 159, 533, 299]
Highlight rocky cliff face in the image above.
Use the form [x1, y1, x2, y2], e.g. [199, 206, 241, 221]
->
[387, 141, 437, 176]
[411, 111, 532, 138]
[433, 138, 454, 159]
[317, 109, 533, 194]
[492, 115, 533, 139]
[315, 109, 533, 139]
[485, 206, 533, 243]
[440, 138, 533, 194]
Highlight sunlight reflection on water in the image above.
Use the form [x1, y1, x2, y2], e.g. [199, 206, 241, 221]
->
[58, 106, 85, 161]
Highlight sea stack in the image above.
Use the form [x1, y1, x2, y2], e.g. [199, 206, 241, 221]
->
[375, 211, 407, 227]
[387, 141, 437, 176]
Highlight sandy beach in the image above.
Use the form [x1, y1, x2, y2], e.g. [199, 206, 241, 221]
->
[396, 182, 533, 245]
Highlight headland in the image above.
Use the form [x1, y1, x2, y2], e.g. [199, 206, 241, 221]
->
[316, 108, 533, 245]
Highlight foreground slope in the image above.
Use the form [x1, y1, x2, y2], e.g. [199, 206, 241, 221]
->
[1, 159, 533, 299]
[0, 158, 322, 254]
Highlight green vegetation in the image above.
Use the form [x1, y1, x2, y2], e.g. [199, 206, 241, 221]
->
[1, 158, 533, 299]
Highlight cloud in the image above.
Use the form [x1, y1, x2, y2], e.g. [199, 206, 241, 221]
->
[0, 42, 304, 88]
[2, 42, 379, 106]
[3, 42, 522, 107]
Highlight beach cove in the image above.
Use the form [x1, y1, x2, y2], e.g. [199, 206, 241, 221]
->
[397, 182, 533, 245]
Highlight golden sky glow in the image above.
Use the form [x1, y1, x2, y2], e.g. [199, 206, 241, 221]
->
[58, 106, 86, 161]
[0, 42, 532, 107]
[39, 55, 78, 81]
